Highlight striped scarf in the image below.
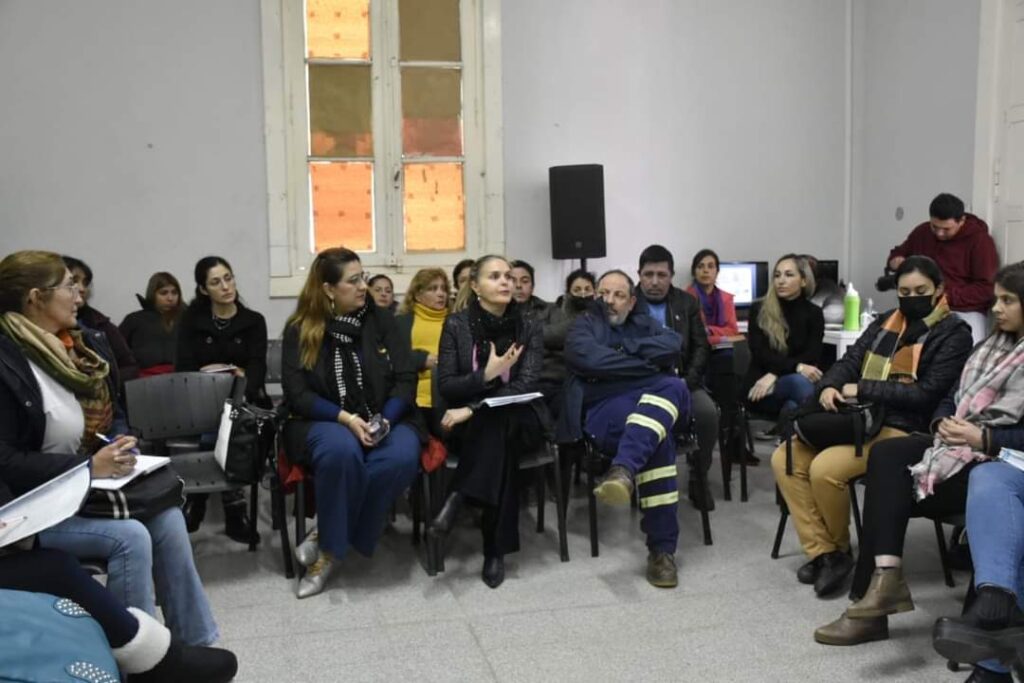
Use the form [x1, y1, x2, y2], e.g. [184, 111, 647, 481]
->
[326, 304, 371, 420]
[860, 296, 950, 382]
[910, 332, 1024, 499]
[0, 312, 113, 454]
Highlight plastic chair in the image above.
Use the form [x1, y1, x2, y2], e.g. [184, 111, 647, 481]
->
[123, 372, 262, 552]
[265, 339, 284, 404]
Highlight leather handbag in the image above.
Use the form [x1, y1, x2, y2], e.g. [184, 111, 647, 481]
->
[81, 466, 184, 522]
[780, 400, 883, 475]
[214, 385, 279, 485]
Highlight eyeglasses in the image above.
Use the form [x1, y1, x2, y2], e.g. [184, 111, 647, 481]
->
[46, 281, 79, 294]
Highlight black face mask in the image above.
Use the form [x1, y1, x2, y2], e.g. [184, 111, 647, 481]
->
[898, 294, 934, 322]
[567, 295, 591, 312]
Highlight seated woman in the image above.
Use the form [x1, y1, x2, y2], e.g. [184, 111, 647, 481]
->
[63, 255, 139, 382]
[813, 262, 1023, 651]
[0, 250, 219, 647]
[428, 255, 548, 589]
[176, 256, 268, 542]
[536, 268, 596, 410]
[0, 469, 236, 681]
[281, 248, 422, 599]
[775, 255, 972, 598]
[744, 254, 824, 441]
[367, 274, 397, 313]
[395, 268, 450, 435]
[934, 460, 1024, 683]
[119, 272, 184, 377]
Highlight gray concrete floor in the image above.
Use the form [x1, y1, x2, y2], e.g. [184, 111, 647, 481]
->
[190, 439, 975, 682]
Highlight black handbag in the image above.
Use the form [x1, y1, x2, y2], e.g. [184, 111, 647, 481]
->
[214, 391, 279, 485]
[81, 466, 184, 522]
[782, 400, 883, 475]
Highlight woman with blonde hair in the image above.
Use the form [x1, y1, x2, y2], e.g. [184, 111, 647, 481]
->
[743, 254, 825, 436]
[395, 268, 450, 432]
[281, 247, 423, 598]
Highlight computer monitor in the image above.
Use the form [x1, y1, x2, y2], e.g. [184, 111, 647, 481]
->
[717, 261, 768, 307]
[814, 259, 840, 285]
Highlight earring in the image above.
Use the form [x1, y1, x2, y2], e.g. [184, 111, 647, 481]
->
[329, 297, 336, 315]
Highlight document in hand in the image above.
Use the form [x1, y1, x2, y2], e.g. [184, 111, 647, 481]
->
[998, 447, 1024, 473]
[0, 460, 91, 549]
[90, 455, 171, 491]
[201, 364, 238, 374]
[481, 392, 544, 408]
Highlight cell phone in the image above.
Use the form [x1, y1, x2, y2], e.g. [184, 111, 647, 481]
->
[366, 414, 390, 446]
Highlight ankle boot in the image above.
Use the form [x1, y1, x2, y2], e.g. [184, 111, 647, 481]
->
[183, 495, 207, 533]
[115, 608, 238, 683]
[224, 502, 256, 545]
[429, 492, 463, 538]
[846, 567, 914, 618]
[482, 555, 505, 589]
[933, 586, 1024, 665]
[814, 610, 889, 646]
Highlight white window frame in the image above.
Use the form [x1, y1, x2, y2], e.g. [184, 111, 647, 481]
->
[260, 0, 504, 297]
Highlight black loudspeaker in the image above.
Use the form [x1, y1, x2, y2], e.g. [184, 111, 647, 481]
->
[549, 164, 606, 260]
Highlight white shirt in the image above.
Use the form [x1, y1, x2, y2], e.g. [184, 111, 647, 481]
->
[27, 360, 84, 454]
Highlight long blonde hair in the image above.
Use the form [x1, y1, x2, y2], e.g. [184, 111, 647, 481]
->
[286, 248, 361, 369]
[452, 255, 509, 312]
[399, 268, 450, 315]
[756, 254, 816, 353]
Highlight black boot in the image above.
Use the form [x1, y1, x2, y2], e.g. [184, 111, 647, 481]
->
[428, 492, 463, 539]
[482, 555, 505, 589]
[114, 608, 238, 683]
[223, 501, 256, 545]
[814, 550, 854, 597]
[687, 475, 715, 512]
[183, 495, 207, 534]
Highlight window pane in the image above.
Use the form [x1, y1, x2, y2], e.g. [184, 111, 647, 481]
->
[311, 162, 374, 253]
[306, 0, 370, 60]
[308, 64, 372, 157]
[401, 68, 462, 157]
[404, 162, 464, 251]
[399, 0, 460, 62]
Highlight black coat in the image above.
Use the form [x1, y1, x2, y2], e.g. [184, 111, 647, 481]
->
[175, 303, 268, 404]
[744, 297, 825, 392]
[281, 306, 425, 466]
[0, 326, 125, 506]
[817, 312, 974, 434]
[636, 286, 710, 388]
[119, 297, 180, 370]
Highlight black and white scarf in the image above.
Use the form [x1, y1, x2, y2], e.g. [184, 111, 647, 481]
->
[326, 304, 372, 419]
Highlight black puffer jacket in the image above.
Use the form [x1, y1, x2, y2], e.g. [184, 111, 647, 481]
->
[816, 311, 973, 433]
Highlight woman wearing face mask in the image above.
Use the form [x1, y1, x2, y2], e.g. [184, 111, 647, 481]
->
[176, 256, 269, 543]
[744, 254, 825, 442]
[427, 255, 548, 589]
[814, 263, 1024, 666]
[533, 269, 596, 409]
[395, 268, 451, 433]
[773, 256, 973, 600]
[119, 272, 185, 377]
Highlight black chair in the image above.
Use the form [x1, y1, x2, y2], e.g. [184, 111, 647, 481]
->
[123, 372, 262, 552]
[265, 339, 284, 405]
[584, 419, 713, 558]
[427, 440, 569, 574]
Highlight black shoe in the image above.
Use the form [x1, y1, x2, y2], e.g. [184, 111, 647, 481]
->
[224, 504, 257, 545]
[128, 641, 238, 683]
[687, 477, 715, 512]
[183, 495, 207, 534]
[933, 586, 1024, 665]
[428, 492, 463, 539]
[814, 550, 854, 596]
[964, 665, 1013, 682]
[482, 555, 505, 589]
[797, 555, 824, 585]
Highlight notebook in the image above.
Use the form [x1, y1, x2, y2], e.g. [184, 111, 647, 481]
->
[481, 392, 544, 408]
[90, 455, 171, 491]
[0, 460, 91, 549]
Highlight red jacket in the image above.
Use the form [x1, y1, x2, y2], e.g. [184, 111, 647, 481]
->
[685, 285, 739, 345]
[888, 213, 998, 312]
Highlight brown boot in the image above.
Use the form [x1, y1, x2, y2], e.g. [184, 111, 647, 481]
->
[646, 551, 678, 588]
[846, 567, 914, 619]
[594, 465, 634, 506]
[814, 611, 889, 646]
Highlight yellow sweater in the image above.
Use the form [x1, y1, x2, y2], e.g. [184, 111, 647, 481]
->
[412, 302, 447, 408]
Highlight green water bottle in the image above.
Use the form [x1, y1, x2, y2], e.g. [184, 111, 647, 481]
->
[843, 282, 860, 331]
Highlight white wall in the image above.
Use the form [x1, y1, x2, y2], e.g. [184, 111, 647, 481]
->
[502, 0, 849, 297]
[849, 0, 981, 311]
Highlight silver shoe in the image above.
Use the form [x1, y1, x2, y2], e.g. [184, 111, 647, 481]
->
[296, 553, 334, 599]
[294, 530, 319, 567]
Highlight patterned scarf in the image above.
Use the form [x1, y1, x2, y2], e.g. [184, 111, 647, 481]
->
[467, 298, 520, 382]
[860, 296, 950, 382]
[326, 304, 372, 420]
[694, 285, 726, 328]
[910, 331, 1024, 499]
[0, 312, 113, 454]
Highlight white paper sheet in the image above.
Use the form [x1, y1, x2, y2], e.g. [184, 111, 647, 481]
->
[89, 455, 170, 491]
[0, 461, 91, 548]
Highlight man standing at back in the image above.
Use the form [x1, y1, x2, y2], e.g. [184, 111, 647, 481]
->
[887, 193, 998, 343]
[634, 245, 716, 511]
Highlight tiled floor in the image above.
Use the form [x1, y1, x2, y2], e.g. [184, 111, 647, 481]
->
[191, 441, 976, 682]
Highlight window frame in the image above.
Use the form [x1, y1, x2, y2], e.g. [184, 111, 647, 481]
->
[260, 0, 504, 297]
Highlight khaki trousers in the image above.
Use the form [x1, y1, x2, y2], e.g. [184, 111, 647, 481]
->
[770, 426, 908, 558]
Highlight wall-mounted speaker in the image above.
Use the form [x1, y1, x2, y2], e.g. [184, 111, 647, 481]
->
[549, 164, 606, 260]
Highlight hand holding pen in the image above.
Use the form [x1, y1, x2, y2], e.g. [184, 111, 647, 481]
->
[93, 433, 139, 479]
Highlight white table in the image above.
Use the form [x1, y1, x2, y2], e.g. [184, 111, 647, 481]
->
[822, 327, 863, 358]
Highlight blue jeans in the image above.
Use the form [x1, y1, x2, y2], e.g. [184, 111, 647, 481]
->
[754, 372, 814, 416]
[966, 461, 1024, 674]
[38, 507, 219, 646]
[307, 421, 420, 559]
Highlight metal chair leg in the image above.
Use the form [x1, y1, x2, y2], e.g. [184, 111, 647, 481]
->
[719, 422, 732, 502]
[850, 483, 863, 546]
[411, 473, 422, 546]
[740, 408, 751, 502]
[934, 520, 956, 588]
[586, 444, 599, 558]
[248, 483, 259, 552]
[272, 471, 294, 579]
[771, 486, 788, 559]
[551, 447, 570, 562]
[535, 470, 546, 533]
